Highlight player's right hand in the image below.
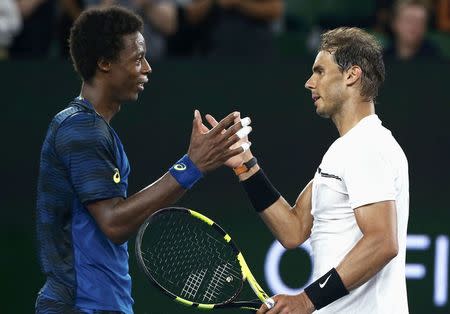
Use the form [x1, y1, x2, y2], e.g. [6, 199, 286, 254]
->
[204, 112, 254, 169]
[187, 110, 251, 173]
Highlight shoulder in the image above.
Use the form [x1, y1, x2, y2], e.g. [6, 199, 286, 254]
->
[341, 121, 396, 163]
[55, 110, 113, 152]
[58, 109, 109, 137]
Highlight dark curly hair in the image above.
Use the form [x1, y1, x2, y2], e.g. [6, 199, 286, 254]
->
[319, 27, 385, 101]
[69, 6, 144, 82]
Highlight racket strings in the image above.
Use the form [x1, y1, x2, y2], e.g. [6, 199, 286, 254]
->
[181, 268, 207, 299]
[140, 211, 243, 304]
[203, 262, 240, 302]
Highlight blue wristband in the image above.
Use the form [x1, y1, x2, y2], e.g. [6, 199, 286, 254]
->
[169, 154, 203, 189]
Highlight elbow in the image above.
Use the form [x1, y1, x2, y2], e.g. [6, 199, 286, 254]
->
[280, 240, 300, 250]
[279, 235, 305, 250]
[386, 240, 399, 260]
[102, 225, 128, 245]
[382, 237, 399, 262]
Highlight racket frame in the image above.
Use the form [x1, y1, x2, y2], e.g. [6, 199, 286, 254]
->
[135, 207, 272, 311]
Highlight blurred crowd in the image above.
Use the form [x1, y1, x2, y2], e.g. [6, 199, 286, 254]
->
[1, 0, 449, 61]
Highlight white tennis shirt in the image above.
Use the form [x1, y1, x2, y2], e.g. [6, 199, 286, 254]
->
[310, 114, 409, 314]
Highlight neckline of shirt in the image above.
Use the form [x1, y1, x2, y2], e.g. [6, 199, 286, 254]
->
[339, 114, 380, 140]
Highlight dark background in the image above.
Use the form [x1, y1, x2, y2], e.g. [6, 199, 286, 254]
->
[2, 59, 449, 313]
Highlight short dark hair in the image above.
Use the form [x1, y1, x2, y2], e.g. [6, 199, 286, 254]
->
[69, 6, 144, 82]
[319, 27, 385, 101]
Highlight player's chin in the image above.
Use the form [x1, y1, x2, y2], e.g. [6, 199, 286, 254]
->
[126, 91, 140, 102]
[316, 108, 330, 119]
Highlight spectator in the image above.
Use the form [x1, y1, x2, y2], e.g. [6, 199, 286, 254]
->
[0, 0, 22, 59]
[385, 0, 440, 60]
[170, 0, 284, 59]
[86, 0, 177, 60]
[10, 0, 56, 58]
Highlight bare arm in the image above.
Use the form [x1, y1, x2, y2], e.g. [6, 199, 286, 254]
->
[201, 113, 312, 249]
[87, 173, 185, 244]
[239, 163, 313, 249]
[336, 200, 399, 290]
[255, 200, 399, 314]
[86, 111, 247, 244]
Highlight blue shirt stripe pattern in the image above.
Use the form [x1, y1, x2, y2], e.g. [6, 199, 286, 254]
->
[36, 97, 133, 313]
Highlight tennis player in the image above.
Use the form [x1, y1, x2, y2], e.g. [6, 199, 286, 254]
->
[34, 6, 250, 314]
[208, 27, 409, 313]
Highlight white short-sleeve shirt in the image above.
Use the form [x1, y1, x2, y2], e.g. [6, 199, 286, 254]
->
[311, 114, 409, 314]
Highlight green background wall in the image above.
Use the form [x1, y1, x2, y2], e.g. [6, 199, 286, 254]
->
[1, 59, 449, 313]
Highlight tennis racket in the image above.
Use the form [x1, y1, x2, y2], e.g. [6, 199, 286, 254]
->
[135, 207, 275, 312]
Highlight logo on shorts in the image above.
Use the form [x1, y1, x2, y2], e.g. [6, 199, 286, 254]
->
[174, 163, 187, 171]
[113, 168, 121, 183]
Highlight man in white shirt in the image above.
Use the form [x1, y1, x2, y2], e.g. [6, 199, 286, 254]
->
[207, 27, 409, 313]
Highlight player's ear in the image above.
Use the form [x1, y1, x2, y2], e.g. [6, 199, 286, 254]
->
[345, 65, 362, 86]
[97, 58, 112, 73]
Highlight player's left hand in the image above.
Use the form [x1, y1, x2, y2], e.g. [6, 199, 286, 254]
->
[200, 113, 252, 169]
[256, 293, 315, 314]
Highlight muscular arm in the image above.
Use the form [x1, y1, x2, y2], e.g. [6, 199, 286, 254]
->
[84, 111, 245, 245]
[239, 164, 313, 249]
[336, 200, 399, 290]
[258, 200, 400, 314]
[87, 173, 185, 245]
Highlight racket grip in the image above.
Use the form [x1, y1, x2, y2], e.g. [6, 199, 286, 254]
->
[264, 297, 275, 309]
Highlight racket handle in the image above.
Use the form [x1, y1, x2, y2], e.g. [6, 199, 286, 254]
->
[264, 297, 275, 309]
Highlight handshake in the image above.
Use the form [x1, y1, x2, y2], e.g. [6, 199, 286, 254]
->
[169, 110, 256, 190]
[187, 110, 254, 173]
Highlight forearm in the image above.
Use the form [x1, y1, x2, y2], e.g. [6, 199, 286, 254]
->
[98, 173, 186, 244]
[239, 165, 311, 248]
[235, 0, 283, 21]
[260, 198, 310, 249]
[336, 232, 398, 291]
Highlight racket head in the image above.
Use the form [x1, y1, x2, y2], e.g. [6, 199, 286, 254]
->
[135, 207, 251, 309]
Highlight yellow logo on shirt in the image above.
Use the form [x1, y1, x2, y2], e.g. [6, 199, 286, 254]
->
[113, 168, 121, 183]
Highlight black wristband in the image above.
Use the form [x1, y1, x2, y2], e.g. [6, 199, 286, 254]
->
[241, 169, 281, 212]
[304, 268, 349, 310]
